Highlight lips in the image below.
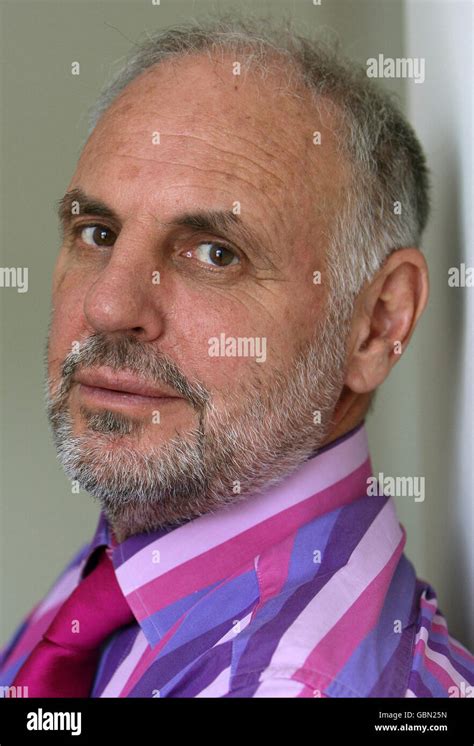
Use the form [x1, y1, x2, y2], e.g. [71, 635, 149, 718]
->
[73, 367, 182, 403]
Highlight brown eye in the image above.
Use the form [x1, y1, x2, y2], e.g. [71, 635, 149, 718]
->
[79, 225, 116, 248]
[194, 241, 239, 267]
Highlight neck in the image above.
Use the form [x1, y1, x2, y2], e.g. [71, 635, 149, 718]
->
[323, 389, 371, 447]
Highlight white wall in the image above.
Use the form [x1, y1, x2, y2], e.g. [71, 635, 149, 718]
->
[407, 0, 473, 647]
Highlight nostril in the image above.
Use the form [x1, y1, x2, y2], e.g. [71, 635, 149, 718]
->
[131, 327, 149, 339]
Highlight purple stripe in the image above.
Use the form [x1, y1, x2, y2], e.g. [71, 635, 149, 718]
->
[92, 623, 141, 697]
[366, 576, 423, 697]
[409, 654, 451, 697]
[368, 624, 417, 697]
[141, 580, 222, 644]
[164, 639, 233, 697]
[425, 628, 474, 673]
[143, 570, 258, 650]
[407, 670, 434, 697]
[223, 669, 261, 696]
[425, 639, 473, 683]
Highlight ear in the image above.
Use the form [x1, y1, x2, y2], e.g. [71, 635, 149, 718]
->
[344, 248, 429, 393]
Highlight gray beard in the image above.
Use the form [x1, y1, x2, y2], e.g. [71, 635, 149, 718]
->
[45, 300, 349, 541]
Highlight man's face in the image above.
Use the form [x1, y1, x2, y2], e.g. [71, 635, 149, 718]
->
[47, 53, 350, 539]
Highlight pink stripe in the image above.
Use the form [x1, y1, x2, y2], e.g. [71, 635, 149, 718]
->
[252, 532, 296, 620]
[293, 534, 405, 689]
[297, 684, 316, 698]
[431, 621, 449, 638]
[128, 460, 371, 621]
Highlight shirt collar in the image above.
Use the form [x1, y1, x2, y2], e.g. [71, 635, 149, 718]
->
[82, 421, 373, 647]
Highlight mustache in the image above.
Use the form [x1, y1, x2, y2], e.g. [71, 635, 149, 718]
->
[52, 332, 210, 410]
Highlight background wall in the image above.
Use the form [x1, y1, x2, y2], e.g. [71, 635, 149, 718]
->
[1, 0, 472, 649]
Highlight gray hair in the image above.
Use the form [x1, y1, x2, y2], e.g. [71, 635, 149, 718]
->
[87, 12, 430, 307]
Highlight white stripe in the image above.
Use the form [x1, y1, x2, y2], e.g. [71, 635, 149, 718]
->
[196, 666, 232, 698]
[117, 427, 370, 594]
[212, 612, 253, 646]
[425, 644, 464, 686]
[433, 613, 448, 630]
[254, 677, 311, 697]
[414, 622, 429, 646]
[405, 688, 417, 697]
[260, 499, 403, 680]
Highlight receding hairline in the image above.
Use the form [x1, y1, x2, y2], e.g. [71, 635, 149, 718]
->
[83, 47, 351, 235]
[94, 42, 343, 142]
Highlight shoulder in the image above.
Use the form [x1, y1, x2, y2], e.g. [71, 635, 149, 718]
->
[0, 542, 90, 682]
[406, 584, 474, 698]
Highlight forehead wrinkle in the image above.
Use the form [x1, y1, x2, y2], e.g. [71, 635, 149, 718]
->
[90, 94, 319, 197]
[80, 147, 287, 233]
[81, 139, 285, 207]
[78, 156, 275, 218]
[98, 131, 288, 195]
[160, 131, 288, 189]
[86, 90, 341, 226]
[102, 122, 340, 232]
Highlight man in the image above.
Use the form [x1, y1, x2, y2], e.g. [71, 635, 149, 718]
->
[1, 15, 472, 698]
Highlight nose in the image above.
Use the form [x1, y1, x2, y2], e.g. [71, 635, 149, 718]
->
[83, 236, 164, 342]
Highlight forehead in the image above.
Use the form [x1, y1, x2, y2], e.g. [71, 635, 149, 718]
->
[72, 53, 347, 243]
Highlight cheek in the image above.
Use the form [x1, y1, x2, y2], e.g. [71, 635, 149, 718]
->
[165, 289, 273, 392]
[49, 274, 89, 375]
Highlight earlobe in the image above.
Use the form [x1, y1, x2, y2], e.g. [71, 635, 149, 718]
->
[343, 248, 429, 395]
[345, 337, 392, 393]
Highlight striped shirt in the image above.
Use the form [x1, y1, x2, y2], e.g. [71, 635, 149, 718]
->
[1, 422, 473, 697]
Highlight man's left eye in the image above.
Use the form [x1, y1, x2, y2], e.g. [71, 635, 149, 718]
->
[79, 224, 116, 248]
[189, 242, 240, 267]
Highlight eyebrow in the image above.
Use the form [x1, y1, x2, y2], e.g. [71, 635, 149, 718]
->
[56, 187, 277, 266]
[56, 188, 118, 228]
